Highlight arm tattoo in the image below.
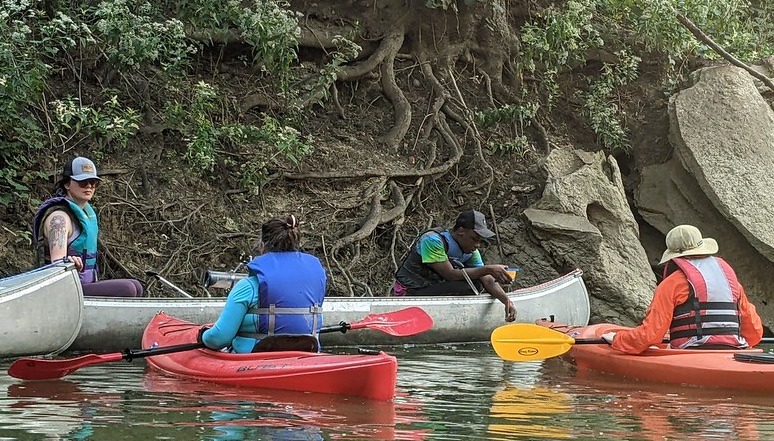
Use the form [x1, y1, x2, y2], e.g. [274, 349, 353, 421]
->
[48, 214, 69, 251]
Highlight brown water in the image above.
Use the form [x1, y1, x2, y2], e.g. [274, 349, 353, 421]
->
[1, 343, 772, 440]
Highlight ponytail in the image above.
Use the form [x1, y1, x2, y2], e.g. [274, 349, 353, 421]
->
[260, 214, 301, 252]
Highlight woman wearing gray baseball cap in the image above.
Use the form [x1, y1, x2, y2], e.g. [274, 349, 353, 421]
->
[32, 156, 143, 297]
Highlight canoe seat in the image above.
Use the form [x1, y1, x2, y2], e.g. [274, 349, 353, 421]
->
[252, 334, 320, 353]
[733, 353, 774, 364]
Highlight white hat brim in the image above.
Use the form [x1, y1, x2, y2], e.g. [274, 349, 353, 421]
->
[658, 237, 718, 265]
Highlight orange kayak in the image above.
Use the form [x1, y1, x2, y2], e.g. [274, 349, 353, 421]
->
[539, 321, 774, 393]
[141, 312, 398, 401]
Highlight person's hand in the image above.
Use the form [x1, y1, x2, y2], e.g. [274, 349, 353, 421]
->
[196, 326, 211, 345]
[488, 265, 512, 284]
[67, 255, 84, 271]
[601, 332, 616, 344]
[504, 299, 517, 322]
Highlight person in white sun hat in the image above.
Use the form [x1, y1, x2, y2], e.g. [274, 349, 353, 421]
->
[601, 224, 762, 354]
[32, 156, 143, 297]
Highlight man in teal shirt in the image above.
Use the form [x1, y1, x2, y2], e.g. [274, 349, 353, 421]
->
[393, 210, 517, 321]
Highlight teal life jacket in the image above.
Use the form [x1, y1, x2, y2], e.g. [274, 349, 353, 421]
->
[33, 197, 99, 284]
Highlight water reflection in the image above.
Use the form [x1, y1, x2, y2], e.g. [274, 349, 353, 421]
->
[568, 373, 774, 441]
[488, 387, 572, 440]
[141, 370, 424, 441]
[0, 344, 772, 440]
[4, 380, 97, 439]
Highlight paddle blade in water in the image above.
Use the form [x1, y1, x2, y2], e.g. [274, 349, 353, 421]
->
[490, 323, 576, 362]
[8, 353, 124, 380]
[8, 343, 204, 380]
[350, 307, 434, 336]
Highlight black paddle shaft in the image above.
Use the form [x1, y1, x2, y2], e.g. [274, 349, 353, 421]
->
[123, 343, 205, 362]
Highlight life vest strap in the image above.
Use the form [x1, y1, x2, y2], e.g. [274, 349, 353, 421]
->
[244, 304, 323, 337]
[671, 314, 740, 328]
[673, 301, 737, 316]
[670, 326, 741, 340]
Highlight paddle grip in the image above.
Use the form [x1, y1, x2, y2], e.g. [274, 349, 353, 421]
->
[319, 321, 351, 334]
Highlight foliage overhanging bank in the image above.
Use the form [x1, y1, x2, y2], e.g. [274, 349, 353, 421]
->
[2, 0, 772, 206]
[1, 0, 773, 293]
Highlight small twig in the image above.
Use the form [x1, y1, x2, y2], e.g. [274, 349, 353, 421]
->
[389, 224, 400, 271]
[331, 253, 354, 296]
[321, 235, 337, 288]
[331, 83, 345, 119]
[488, 204, 505, 258]
[98, 237, 136, 279]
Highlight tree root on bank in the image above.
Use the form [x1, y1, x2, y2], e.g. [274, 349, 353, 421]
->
[378, 33, 411, 149]
[201, 3, 533, 296]
[288, 8, 527, 292]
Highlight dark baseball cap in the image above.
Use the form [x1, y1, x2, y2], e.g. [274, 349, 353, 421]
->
[63, 157, 102, 181]
[454, 210, 495, 239]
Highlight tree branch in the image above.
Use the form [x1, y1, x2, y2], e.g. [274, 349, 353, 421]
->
[677, 14, 774, 91]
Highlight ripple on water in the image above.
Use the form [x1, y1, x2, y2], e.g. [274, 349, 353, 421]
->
[1, 344, 773, 440]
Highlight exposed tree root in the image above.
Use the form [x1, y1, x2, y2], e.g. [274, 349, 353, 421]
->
[329, 176, 387, 252]
[377, 34, 411, 149]
[338, 33, 405, 82]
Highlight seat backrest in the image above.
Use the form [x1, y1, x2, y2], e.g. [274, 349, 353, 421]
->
[252, 334, 320, 353]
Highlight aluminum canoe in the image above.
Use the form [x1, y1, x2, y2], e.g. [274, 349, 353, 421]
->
[0, 263, 84, 358]
[71, 269, 590, 351]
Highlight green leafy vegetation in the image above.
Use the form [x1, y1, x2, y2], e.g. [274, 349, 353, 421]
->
[0, 0, 304, 205]
[2, 0, 773, 206]
[161, 80, 312, 192]
[482, 0, 774, 156]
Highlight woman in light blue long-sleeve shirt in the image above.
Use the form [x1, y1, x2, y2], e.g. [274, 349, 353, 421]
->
[197, 214, 327, 353]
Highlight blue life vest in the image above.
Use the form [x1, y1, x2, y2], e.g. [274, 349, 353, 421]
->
[32, 197, 99, 284]
[240, 251, 326, 340]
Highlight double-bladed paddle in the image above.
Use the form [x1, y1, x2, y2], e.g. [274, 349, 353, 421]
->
[319, 306, 433, 336]
[490, 323, 579, 362]
[8, 343, 205, 381]
[8, 306, 434, 381]
[490, 323, 774, 362]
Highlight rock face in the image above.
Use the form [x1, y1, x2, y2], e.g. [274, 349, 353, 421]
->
[670, 65, 774, 260]
[525, 148, 655, 325]
[635, 65, 774, 330]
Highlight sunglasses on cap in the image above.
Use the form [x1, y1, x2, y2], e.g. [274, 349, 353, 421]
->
[74, 179, 101, 188]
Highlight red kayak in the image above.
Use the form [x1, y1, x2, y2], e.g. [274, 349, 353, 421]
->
[141, 312, 398, 401]
[539, 321, 774, 393]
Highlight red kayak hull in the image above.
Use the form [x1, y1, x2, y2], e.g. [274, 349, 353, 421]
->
[539, 321, 774, 393]
[141, 313, 398, 401]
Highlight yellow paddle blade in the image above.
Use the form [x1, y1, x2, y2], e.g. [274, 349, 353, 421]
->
[490, 323, 576, 362]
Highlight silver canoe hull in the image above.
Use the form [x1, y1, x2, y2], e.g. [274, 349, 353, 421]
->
[0, 263, 84, 358]
[72, 269, 589, 351]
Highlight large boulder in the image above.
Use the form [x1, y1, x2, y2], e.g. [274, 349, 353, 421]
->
[525, 148, 655, 325]
[670, 65, 774, 261]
